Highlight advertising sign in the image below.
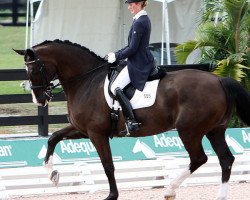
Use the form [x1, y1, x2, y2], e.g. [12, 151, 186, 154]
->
[0, 128, 250, 168]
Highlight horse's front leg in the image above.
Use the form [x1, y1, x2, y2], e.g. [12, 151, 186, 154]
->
[89, 134, 118, 200]
[44, 125, 87, 186]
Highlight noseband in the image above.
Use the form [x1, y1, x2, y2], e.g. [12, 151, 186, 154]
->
[25, 48, 59, 100]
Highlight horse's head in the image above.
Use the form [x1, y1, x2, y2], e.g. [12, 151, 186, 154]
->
[14, 40, 110, 106]
[14, 48, 57, 107]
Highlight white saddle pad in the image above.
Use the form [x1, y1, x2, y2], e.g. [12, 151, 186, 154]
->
[104, 76, 160, 110]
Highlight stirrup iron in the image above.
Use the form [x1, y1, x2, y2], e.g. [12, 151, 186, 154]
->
[124, 123, 130, 137]
[119, 120, 141, 137]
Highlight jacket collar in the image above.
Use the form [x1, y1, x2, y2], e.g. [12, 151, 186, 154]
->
[133, 10, 147, 20]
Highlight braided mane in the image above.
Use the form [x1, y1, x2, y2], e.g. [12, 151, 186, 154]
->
[35, 39, 105, 62]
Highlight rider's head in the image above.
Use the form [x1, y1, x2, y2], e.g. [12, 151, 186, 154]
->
[125, 0, 148, 15]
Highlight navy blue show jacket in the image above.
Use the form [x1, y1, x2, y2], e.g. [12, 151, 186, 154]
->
[115, 15, 154, 91]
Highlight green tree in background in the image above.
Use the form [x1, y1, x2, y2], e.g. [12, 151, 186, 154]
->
[175, 0, 249, 128]
[175, 0, 250, 88]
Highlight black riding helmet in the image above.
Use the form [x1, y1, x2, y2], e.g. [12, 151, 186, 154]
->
[125, 0, 146, 3]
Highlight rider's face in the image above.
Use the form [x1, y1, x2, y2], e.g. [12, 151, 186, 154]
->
[128, 3, 142, 15]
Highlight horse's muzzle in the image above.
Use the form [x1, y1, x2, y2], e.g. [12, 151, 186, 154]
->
[35, 93, 50, 107]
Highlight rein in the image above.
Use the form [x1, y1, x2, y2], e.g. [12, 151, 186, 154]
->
[25, 48, 110, 100]
[62, 62, 110, 85]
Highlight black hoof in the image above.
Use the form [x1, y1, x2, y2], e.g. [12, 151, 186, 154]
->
[104, 193, 118, 200]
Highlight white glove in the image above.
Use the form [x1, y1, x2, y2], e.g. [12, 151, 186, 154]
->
[107, 52, 116, 63]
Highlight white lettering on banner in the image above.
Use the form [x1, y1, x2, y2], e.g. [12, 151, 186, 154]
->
[242, 130, 250, 143]
[60, 140, 96, 155]
[0, 145, 12, 157]
[154, 134, 184, 149]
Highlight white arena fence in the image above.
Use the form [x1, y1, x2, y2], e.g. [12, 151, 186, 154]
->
[0, 153, 250, 199]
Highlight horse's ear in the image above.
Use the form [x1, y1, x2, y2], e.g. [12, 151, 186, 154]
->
[13, 49, 26, 55]
[13, 49, 35, 58]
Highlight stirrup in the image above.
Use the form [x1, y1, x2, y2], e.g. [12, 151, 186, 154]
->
[118, 120, 141, 137]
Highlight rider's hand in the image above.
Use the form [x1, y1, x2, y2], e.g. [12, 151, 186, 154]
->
[107, 52, 116, 63]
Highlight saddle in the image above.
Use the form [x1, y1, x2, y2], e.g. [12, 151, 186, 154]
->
[108, 60, 166, 100]
[107, 60, 166, 138]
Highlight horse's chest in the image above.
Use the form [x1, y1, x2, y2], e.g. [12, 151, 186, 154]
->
[67, 103, 90, 126]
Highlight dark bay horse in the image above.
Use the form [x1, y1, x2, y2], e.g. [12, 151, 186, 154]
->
[14, 40, 250, 200]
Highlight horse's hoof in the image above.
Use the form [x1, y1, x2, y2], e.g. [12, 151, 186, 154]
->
[49, 170, 60, 186]
[103, 194, 118, 200]
[164, 188, 176, 200]
[103, 197, 118, 200]
[164, 196, 176, 200]
[214, 197, 227, 200]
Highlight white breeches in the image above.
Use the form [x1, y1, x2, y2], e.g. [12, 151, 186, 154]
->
[110, 66, 131, 95]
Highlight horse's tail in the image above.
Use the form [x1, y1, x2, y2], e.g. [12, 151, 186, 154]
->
[220, 77, 250, 126]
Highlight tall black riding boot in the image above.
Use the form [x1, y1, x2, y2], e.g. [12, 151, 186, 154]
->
[115, 88, 140, 136]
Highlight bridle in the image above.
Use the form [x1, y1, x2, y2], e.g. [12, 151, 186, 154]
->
[25, 48, 110, 101]
[25, 48, 59, 100]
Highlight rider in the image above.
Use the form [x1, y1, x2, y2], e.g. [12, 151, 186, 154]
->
[107, 0, 154, 135]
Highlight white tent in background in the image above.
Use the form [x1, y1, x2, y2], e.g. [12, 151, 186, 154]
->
[25, 0, 202, 65]
[153, 0, 174, 64]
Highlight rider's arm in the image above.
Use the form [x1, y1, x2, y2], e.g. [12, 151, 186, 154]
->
[115, 21, 145, 60]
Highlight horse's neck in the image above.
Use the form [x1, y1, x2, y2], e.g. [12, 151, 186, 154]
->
[37, 43, 107, 95]
[51, 48, 105, 85]
[56, 53, 107, 93]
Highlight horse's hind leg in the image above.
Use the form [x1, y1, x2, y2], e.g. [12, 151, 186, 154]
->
[165, 132, 208, 200]
[44, 125, 87, 186]
[206, 127, 235, 200]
